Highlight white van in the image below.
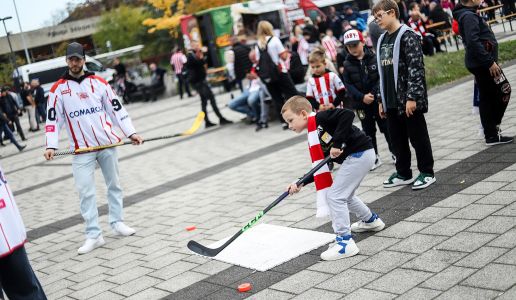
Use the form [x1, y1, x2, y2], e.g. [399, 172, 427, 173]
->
[17, 55, 116, 97]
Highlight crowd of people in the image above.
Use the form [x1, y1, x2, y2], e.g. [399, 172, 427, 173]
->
[0, 79, 47, 153]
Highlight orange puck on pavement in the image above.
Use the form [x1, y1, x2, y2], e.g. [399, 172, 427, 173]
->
[238, 283, 252, 292]
[186, 226, 196, 231]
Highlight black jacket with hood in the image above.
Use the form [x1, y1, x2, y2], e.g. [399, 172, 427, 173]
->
[376, 25, 428, 116]
[342, 46, 380, 110]
[453, 4, 498, 70]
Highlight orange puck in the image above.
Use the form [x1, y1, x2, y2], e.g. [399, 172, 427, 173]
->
[238, 283, 252, 292]
[186, 226, 196, 231]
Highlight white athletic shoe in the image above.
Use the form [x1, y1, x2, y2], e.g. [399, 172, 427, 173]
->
[370, 155, 382, 171]
[112, 222, 136, 236]
[320, 235, 359, 261]
[351, 213, 386, 233]
[383, 172, 414, 188]
[78, 235, 105, 255]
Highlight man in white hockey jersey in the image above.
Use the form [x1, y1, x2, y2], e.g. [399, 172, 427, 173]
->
[43, 43, 144, 254]
[0, 164, 47, 299]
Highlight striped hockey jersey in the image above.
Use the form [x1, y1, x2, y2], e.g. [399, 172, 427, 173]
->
[0, 164, 27, 258]
[45, 72, 136, 151]
[306, 71, 346, 107]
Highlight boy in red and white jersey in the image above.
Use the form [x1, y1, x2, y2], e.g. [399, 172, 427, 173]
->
[305, 47, 347, 111]
[0, 164, 47, 299]
[44, 43, 144, 254]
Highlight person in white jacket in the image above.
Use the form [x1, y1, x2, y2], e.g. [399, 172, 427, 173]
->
[43, 43, 144, 254]
[0, 164, 47, 299]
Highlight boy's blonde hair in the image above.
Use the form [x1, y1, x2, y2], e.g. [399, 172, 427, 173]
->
[308, 46, 326, 64]
[372, 0, 400, 19]
[282, 96, 313, 114]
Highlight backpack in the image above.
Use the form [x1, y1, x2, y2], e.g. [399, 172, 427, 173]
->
[289, 51, 306, 84]
[257, 37, 280, 84]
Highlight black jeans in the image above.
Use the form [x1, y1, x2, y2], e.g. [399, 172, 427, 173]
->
[36, 103, 46, 123]
[8, 115, 25, 140]
[386, 109, 434, 178]
[0, 246, 47, 300]
[176, 73, 192, 98]
[422, 35, 442, 56]
[358, 104, 392, 155]
[192, 81, 225, 123]
[1, 124, 22, 149]
[265, 73, 300, 123]
[469, 66, 509, 139]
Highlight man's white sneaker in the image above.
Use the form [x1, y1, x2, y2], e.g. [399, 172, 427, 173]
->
[370, 155, 382, 171]
[320, 235, 359, 261]
[351, 213, 386, 233]
[78, 235, 105, 255]
[112, 222, 136, 236]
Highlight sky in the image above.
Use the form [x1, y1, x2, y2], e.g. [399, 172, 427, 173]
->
[0, 0, 86, 37]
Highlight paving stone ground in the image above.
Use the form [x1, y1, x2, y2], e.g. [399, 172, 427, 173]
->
[1, 56, 516, 299]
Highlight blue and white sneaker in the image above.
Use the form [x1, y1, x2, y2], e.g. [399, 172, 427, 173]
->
[351, 213, 386, 233]
[320, 235, 359, 261]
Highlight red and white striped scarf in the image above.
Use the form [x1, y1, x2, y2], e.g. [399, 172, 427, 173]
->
[307, 112, 333, 218]
[409, 18, 427, 37]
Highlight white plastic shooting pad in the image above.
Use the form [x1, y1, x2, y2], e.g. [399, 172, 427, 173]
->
[207, 224, 335, 272]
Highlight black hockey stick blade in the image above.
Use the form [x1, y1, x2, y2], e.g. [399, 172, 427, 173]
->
[187, 155, 332, 257]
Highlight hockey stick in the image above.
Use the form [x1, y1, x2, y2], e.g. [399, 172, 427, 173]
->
[187, 155, 333, 257]
[54, 111, 205, 156]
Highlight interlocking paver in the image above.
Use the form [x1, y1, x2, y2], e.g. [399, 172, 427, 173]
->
[420, 265, 476, 290]
[388, 234, 448, 254]
[402, 249, 467, 272]
[354, 250, 416, 273]
[375, 221, 430, 239]
[271, 270, 331, 295]
[405, 207, 459, 223]
[365, 268, 432, 294]
[462, 263, 516, 291]
[396, 287, 441, 300]
[291, 288, 343, 300]
[434, 285, 500, 300]
[436, 232, 498, 252]
[420, 218, 477, 236]
[342, 288, 397, 300]
[316, 268, 382, 293]
[454, 246, 509, 268]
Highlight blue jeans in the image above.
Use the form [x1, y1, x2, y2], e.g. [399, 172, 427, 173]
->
[72, 148, 124, 239]
[228, 90, 260, 119]
[1, 124, 22, 149]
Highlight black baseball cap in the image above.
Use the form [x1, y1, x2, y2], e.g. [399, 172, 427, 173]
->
[66, 42, 85, 59]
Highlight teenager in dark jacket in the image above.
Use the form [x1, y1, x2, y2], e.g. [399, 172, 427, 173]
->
[342, 30, 394, 170]
[373, 0, 436, 190]
[0, 105, 26, 151]
[1, 87, 26, 141]
[453, 0, 512, 145]
[232, 36, 252, 91]
[185, 41, 232, 128]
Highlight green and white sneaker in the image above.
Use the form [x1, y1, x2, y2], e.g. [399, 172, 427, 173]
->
[412, 173, 436, 190]
[383, 172, 414, 188]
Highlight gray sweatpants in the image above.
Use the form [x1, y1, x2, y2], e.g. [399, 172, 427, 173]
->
[327, 148, 376, 236]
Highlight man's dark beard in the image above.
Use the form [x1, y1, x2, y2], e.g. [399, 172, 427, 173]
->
[69, 67, 84, 77]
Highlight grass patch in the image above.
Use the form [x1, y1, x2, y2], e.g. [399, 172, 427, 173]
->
[425, 39, 516, 89]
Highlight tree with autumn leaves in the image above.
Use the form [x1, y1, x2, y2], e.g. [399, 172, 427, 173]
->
[143, 0, 242, 36]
